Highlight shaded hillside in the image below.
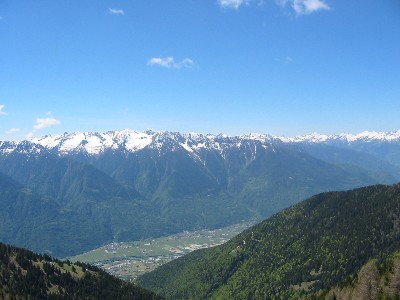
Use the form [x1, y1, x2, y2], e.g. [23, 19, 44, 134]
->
[137, 184, 400, 299]
[0, 171, 187, 258]
[0, 171, 144, 258]
[0, 242, 162, 300]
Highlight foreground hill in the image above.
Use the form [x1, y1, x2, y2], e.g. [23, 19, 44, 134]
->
[137, 184, 400, 299]
[307, 251, 400, 299]
[0, 242, 162, 300]
[1, 130, 397, 257]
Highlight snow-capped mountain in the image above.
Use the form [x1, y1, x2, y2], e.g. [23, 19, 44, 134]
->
[0, 140, 48, 157]
[31, 130, 153, 155]
[280, 130, 400, 144]
[22, 129, 400, 155]
[25, 130, 278, 158]
[1, 129, 399, 165]
[279, 130, 400, 143]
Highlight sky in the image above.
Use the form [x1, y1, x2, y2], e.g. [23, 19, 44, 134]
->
[0, 0, 399, 140]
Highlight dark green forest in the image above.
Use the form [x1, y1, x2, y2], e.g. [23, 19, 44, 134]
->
[0, 242, 162, 300]
[138, 184, 400, 299]
[307, 251, 400, 299]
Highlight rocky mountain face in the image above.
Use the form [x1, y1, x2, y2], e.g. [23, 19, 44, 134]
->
[0, 130, 399, 257]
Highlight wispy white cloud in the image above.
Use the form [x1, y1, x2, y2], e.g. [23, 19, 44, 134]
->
[278, 0, 330, 14]
[108, 8, 125, 15]
[219, 0, 329, 14]
[181, 58, 194, 67]
[0, 105, 7, 116]
[293, 0, 330, 14]
[6, 128, 20, 134]
[33, 117, 61, 130]
[147, 57, 194, 69]
[27, 116, 61, 138]
[284, 56, 295, 64]
[218, 0, 252, 9]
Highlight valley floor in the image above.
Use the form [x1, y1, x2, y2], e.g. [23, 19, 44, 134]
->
[69, 222, 253, 281]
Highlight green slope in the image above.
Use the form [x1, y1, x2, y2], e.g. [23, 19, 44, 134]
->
[0, 242, 162, 299]
[137, 184, 400, 299]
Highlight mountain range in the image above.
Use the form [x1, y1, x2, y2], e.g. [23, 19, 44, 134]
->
[1, 130, 400, 257]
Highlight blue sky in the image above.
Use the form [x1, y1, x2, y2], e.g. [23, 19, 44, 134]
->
[0, 0, 399, 140]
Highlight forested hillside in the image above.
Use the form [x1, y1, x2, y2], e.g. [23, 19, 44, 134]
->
[307, 251, 400, 299]
[0, 242, 162, 299]
[138, 184, 400, 299]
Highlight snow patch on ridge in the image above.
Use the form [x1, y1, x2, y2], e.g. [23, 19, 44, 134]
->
[278, 130, 400, 144]
[0, 141, 17, 155]
[32, 130, 153, 155]
[279, 132, 329, 143]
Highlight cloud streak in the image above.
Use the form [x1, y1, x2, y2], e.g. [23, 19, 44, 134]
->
[108, 8, 125, 15]
[6, 128, 20, 134]
[218, 0, 252, 9]
[292, 0, 330, 14]
[27, 116, 61, 138]
[220, 0, 330, 14]
[147, 57, 194, 69]
[0, 105, 7, 116]
[278, 0, 330, 14]
[33, 117, 61, 130]
[284, 56, 295, 65]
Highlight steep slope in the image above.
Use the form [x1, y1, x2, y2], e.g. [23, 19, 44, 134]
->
[137, 184, 400, 299]
[0, 141, 140, 206]
[0, 242, 162, 299]
[0, 172, 58, 249]
[0, 171, 118, 257]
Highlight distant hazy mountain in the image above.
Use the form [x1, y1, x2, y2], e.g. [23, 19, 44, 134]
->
[0, 130, 399, 257]
[137, 184, 400, 300]
[0, 242, 162, 299]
